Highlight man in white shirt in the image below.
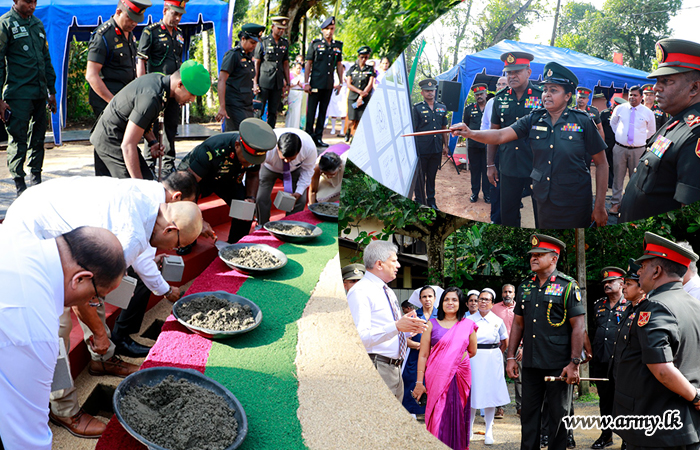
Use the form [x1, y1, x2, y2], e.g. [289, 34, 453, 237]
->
[679, 241, 700, 301]
[0, 226, 125, 450]
[608, 86, 656, 215]
[347, 240, 427, 401]
[481, 76, 508, 225]
[2, 176, 202, 438]
[255, 127, 317, 225]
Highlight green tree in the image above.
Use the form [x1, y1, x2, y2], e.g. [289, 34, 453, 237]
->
[471, 0, 545, 52]
[554, 2, 599, 54]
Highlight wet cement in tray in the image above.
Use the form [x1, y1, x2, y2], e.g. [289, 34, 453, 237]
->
[267, 223, 313, 236]
[313, 203, 339, 216]
[221, 246, 280, 268]
[178, 295, 255, 331]
[120, 375, 238, 450]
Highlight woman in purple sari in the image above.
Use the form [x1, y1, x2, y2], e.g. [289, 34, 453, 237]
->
[412, 287, 478, 450]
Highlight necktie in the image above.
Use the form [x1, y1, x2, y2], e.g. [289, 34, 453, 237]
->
[627, 107, 636, 146]
[384, 285, 406, 359]
[282, 161, 293, 193]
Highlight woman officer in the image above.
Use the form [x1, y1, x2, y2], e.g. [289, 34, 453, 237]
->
[451, 62, 609, 228]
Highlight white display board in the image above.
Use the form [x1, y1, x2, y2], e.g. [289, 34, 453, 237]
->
[348, 53, 416, 197]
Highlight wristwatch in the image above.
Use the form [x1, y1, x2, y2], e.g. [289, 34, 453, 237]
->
[692, 388, 700, 404]
[571, 358, 581, 365]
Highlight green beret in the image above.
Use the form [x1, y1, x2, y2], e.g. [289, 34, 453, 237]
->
[238, 118, 277, 165]
[180, 60, 210, 96]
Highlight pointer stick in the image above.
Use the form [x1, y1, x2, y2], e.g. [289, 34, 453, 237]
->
[401, 129, 453, 137]
[545, 376, 609, 382]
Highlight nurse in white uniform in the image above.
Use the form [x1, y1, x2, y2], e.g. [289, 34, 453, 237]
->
[466, 288, 510, 445]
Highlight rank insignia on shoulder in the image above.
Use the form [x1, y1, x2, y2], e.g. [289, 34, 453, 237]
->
[637, 311, 651, 327]
[650, 135, 672, 159]
[686, 115, 700, 128]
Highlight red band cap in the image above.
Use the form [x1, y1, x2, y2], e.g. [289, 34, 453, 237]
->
[605, 270, 624, 278]
[240, 137, 266, 157]
[644, 243, 691, 267]
[165, 0, 186, 8]
[472, 86, 487, 92]
[660, 52, 700, 71]
[535, 241, 561, 254]
[121, 0, 144, 13]
[505, 58, 531, 66]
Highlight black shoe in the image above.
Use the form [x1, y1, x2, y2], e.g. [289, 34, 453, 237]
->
[540, 435, 549, 448]
[591, 435, 612, 449]
[430, 203, 440, 211]
[315, 139, 329, 147]
[344, 134, 351, 143]
[13, 177, 27, 196]
[469, 194, 478, 203]
[176, 240, 196, 255]
[484, 196, 491, 204]
[520, 201, 524, 208]
[30, 172, 41, 186]
[113, 335, 151, 358]
[567, 434, 576, 448]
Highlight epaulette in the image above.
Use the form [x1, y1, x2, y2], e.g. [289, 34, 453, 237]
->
[683, 107, 700, 130]
[557, 272, 575, 282]
[95, 21, 114, 35]
[567, 108, 590, 118]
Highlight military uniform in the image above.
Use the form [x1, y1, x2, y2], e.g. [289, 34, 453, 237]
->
[137, 20, 185, 175]
[600, 107, 615, 187]
[491, 81, 543, 227]
[0, 6, 56, 187]
[305, 18, 343, 145]
[463, 87, 489, 202]
[581, 105, 601, 125]
[511, 106, 606, 228]
[515, 235, 585, 450]
[90, 73, 170, 179]
[650, 104, 669, 132]
[254, 31, 289, 128]
[221, 44, 256, 131]
[345, 61, 374, 121]
[87, 17, 138, 117]
[412, 80, 447, 209]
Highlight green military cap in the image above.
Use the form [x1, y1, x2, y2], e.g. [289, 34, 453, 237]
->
[119, 0, 151, 23]
[649, 38, 700, 78]
[541, 62, 578, 89]
[240, 23, 265, 42]
[321, 16, 336, 29]
[271, 16, 289, 29]
[471, 83, 488, 94]
[164, 0, 187, 14]
[625, 258, 641, 281]
[341, 263, 366, 281]
[593, 93, 606, 99]
[600, 266, 625, 282]
[238, 118, 277, 165]
[576, 86, 592, 97]
[527, 234, 566, 255]
[612, 96, 628, 105]
[634, 232, 699, 268]
[180, 60, 210, 96]
[500, 51, 534, 72]
[358, 46, 372, 55]
[419, 78, 438, 91]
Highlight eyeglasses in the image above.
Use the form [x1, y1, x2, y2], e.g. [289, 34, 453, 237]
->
[171, 221, 182, 251]
[477, 298, 492, 303]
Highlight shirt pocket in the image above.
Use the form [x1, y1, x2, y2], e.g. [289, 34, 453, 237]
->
[635, 153, 661, 194]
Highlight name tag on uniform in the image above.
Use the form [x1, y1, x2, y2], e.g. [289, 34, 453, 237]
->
[532, 126, 548, 131]
[500, 104, 509, 109]
[545, 284, 564, 296]
[115, 43, 123, 49]
[561, 123, 583, 132]
[525, 97, 542, 108]
[650, 135, 672, 158]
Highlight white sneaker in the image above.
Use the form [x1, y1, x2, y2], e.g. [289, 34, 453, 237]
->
[330, 130, 336, 135]
[485, 434, 494, 445]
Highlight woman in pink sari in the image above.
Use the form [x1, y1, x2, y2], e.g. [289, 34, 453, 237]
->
[412, 287, 478, 450]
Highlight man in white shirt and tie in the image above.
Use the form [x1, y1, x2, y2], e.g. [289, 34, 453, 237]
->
[255, 128, 317, 226]
[608, 86, 656, 215]
[347, 240, 428, 401]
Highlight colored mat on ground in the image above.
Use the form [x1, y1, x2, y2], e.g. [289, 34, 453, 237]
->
[96, 210, 338, 450]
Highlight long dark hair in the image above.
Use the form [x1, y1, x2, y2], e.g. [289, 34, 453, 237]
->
[436, 286, 467, 320]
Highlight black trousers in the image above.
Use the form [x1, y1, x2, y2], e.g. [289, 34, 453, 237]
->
[112, 267, 151, 339]
[209, 177, 252, 244]
[225, 104, 254, 132]
[142, 97, 180, 177]
[490, 154, 501, 224]
[605, 139, 615, 188]
[256, 88, 283, 129]
[500, 173, 537, 228]
[94, 148, 155, 180]
[521, 367, 573, 450]
[468, 145, 489, 198]
[591, 362, 615, 438]
[305, 88, 333, 141]
[416, 153, 441, 206]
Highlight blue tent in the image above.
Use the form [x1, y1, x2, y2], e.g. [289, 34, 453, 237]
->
[0, 0, 233, 144]
[437, 40, 651, 148]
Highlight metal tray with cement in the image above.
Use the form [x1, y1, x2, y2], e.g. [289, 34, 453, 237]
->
[218, 243, 288, 275]
[113, 367, 248, 450]
[308, 202, 339, 222]
[172, 291, 263, 339]
[263, 220, 322, 243]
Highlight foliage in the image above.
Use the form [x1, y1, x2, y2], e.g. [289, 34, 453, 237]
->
[471, 0, 544, 52]
[66, 38, 94, 122]
[555, 0, 682, 72]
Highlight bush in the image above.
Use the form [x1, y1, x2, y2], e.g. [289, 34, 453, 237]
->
[66, 38, 94, 123]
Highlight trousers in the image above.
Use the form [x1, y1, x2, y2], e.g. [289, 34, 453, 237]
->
[305, 88, 333, 141]
[5, 97, 47, 178]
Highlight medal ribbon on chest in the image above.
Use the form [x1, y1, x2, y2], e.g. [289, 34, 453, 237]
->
[649, 135, 672, 158]
[525, 96, 542, 108]
[561, 123, 583, 132]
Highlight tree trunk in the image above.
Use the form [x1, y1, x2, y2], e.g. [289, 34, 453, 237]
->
[575, 227, 589, 396]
